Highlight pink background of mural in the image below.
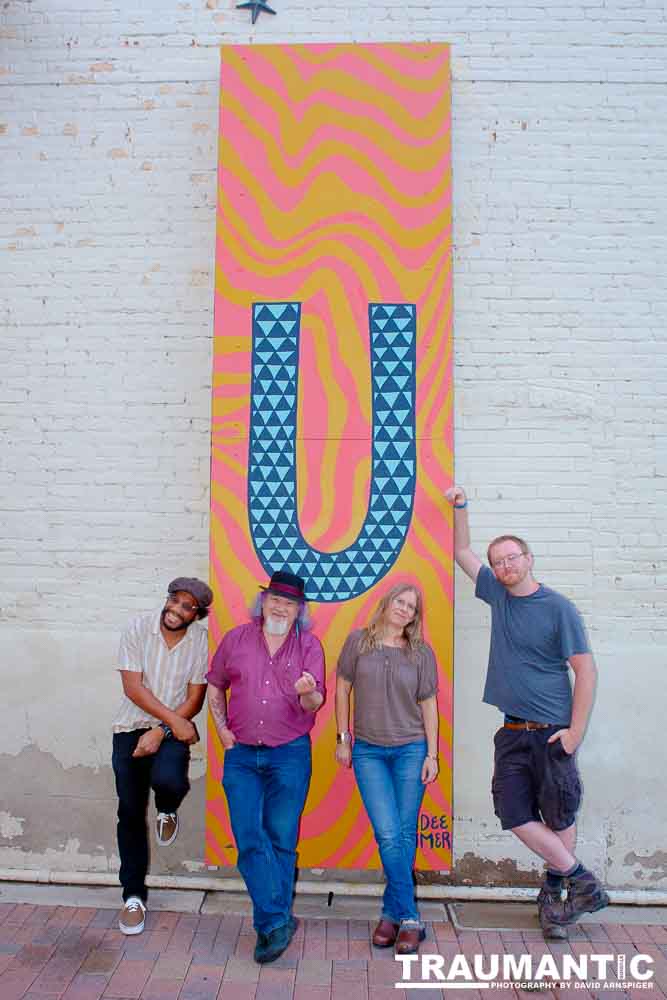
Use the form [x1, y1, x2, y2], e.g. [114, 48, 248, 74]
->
[208, 43, 453, 869]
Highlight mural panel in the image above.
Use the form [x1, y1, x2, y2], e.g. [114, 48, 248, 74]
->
[207, 43, 453, 869]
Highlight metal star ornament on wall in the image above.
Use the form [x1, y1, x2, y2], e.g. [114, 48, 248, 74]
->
[236, 0, 276, 23]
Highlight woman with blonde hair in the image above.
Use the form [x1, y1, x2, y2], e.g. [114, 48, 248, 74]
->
[335, 581, 439, 954]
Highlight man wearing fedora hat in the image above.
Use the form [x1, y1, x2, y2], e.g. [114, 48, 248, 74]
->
[207, 570, 326, 964]
[112, 576, 213, 936]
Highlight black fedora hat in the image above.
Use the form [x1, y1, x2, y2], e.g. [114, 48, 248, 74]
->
[260, 570, 307, 602]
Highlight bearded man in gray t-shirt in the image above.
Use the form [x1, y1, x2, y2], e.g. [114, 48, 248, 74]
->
[445, 485, 609, 940]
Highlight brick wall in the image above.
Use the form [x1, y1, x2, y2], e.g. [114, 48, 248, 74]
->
[1, 1, 665, 887]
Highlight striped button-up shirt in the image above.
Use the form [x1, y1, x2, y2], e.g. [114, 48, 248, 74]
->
[112, 610, 209, 733]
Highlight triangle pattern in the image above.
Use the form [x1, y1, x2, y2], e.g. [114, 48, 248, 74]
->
[248, 302, 418, 602]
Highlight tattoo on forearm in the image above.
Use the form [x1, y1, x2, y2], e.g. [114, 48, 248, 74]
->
[209, 688, 228, 732]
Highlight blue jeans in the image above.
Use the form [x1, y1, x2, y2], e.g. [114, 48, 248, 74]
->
[112, 730, 191, 902]
[222, 734, 312, 935]
[352, 738, 427, 924]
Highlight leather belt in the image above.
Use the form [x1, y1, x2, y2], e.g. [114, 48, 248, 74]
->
[504, 720, 551, 731]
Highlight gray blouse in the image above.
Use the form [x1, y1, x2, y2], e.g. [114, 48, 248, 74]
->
[337, 629, 438, 747]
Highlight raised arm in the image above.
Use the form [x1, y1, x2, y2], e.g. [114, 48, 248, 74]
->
[444, 485, 483, 583]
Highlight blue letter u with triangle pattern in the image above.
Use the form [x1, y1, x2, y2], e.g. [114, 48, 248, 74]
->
[248, 302, 417, 603]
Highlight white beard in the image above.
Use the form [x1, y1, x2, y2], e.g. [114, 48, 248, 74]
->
[264, 616, 289, 636]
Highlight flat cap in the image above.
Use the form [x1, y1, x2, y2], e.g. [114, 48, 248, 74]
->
[167, 577, 213, 609]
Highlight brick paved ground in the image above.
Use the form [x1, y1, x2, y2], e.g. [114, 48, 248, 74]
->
[0, 897, 666, 999]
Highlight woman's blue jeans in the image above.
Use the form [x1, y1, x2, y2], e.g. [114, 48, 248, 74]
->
[352, 738, 427, 924]
[222, 734, 311, 935]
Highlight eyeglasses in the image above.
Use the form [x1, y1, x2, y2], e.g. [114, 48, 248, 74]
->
[490, 552, 526, 570]
[166, 595, 199, 614]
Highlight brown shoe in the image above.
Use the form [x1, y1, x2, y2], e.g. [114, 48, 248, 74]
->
[372, 919, 399, 947]
[118, 896, 146, 935]
[395, 923, 426, 954]
[156, 812, 179, 846]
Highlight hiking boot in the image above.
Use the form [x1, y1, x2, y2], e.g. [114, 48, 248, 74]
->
[536, 885, 568, 939]
[119, 896, 146, 935]
[550, 868, 610, 926]
[156, 812, 179, 846]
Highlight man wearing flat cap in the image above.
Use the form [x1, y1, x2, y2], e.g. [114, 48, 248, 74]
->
[112, 576, 213, 936]
[208, 570, 326, 964]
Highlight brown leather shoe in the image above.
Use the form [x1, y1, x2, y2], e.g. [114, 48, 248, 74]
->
[395, 924, 426, 954]
[372, 918, 399, 947]
[155, 812, 178, 846]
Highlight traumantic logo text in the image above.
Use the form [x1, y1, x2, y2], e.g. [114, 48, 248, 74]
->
[394, 952, 655, 990]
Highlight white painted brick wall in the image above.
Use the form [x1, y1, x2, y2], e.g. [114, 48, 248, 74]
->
[1, 0, 665, 885]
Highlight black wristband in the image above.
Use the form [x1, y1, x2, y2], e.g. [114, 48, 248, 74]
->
[159, 723, 173, 739]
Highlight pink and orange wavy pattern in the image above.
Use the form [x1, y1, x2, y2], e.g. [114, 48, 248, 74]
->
[207, 43, 453, 869]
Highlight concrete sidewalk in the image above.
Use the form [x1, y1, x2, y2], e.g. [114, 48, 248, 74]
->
[0, 884, 665, 999]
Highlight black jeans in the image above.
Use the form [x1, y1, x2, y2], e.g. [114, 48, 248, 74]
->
[492, 725, 582, 832]
[112, 730, 191, 902]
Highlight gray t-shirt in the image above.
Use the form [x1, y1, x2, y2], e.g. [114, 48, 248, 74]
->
[337, 629, 438, 746]
[476, 565, 591, 725]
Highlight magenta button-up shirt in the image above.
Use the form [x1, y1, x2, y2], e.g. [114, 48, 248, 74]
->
[207, 620, 326, 747]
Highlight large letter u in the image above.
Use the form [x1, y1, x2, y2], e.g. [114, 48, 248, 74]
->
[248, 302, 417, 603]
